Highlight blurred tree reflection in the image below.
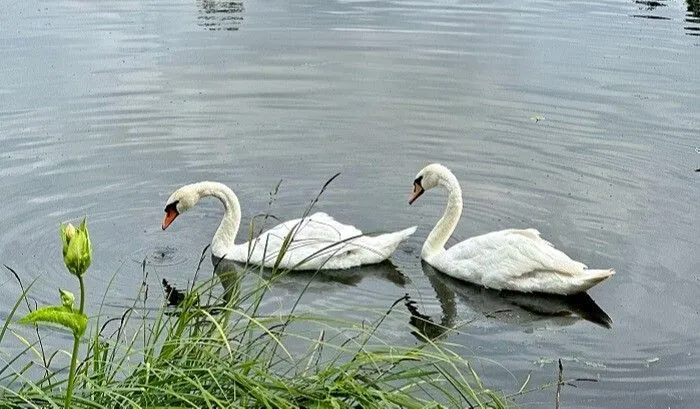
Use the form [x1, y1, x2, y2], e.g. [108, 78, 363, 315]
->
[198, 0, 244, 31]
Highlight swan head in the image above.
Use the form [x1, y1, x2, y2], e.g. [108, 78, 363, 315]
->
[162, 184, 202, 230]
[409, 163, 450, 204]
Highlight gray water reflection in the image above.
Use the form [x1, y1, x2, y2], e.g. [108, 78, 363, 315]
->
[1, 0, 699, 407]
[687, 0, 700, 34]
[631, 0, 700, 35]
[211, 256, 409, 306]
[197, 0, 245, 31]
[152, 256, 411, 319]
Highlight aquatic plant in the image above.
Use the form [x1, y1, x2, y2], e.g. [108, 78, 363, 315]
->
[1, 249, 511, 408]
[17, 219, 92, 409]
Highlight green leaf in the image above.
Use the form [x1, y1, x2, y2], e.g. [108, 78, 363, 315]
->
[19, 306, 88, 337]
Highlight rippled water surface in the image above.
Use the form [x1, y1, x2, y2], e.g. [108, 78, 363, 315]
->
[1, 0, 699, 407]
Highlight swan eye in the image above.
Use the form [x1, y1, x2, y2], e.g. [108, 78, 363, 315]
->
[164, 201, 180, 214]
[162, 201, 181, 230]
[413, 176, 423, 188]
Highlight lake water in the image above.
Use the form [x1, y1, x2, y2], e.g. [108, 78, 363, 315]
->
[1, 0, 699, 407]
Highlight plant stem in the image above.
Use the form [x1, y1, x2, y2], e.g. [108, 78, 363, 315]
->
[65, 275, 86, 409]
[78, 275, 85, 315]
[65, 334, 80, 409]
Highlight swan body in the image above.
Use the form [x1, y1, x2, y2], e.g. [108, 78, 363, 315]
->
[409, 164, 614, 295]
[162, 181, 416, 270]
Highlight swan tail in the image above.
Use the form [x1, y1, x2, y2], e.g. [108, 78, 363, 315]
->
[577, 268, 615, 292]
[356, 226, 417, 264]
[372, 226, 417, 247]
[383, 226, 418, 246]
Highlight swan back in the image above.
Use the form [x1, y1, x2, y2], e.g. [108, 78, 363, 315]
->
[230, 212, 415, 270]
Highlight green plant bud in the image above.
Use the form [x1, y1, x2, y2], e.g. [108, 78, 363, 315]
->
[61, 218, 92, 276]
[59, 289, 75, 310]
[60, 223, 76, 258]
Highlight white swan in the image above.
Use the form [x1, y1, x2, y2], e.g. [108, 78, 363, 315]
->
[162, 181, 416, 270]
[409, 164, 614, 295]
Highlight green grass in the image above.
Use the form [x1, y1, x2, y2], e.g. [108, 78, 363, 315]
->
[0, 254, 512, 409]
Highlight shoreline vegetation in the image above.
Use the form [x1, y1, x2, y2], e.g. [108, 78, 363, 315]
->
[0, 179, 579, 408]
[1, 248, 512, 409]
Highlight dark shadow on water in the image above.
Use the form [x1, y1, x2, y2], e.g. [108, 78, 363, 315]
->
[688, 0, 700, 17]
[630, 0, 700, 36]
[630, 0, 668, 22]
[687, 0, 700, 35]
[208, 256, 409, 310]
[407, 261, 612, 341]
[631, 14, 671, 20]
[162, 278, 187, 306]
[635, 0, 666, 10]
[197, 0, 245, 32]
[145, 250, 409, 315]
[212, 256, 408, 287]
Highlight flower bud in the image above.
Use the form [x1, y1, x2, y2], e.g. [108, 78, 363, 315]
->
[60, 289, 75, 310]
[60, 218, 92, 277]
[65, 224, 76, 240]
[60, 223, 76, 258]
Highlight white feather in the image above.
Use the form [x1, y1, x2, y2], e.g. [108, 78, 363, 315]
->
[412, 164, 614, 295]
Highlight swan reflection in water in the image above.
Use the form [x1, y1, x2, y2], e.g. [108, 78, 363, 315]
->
[406, 261, 612, 341]
[159, 253, 610, 342]
[164, 255, 409, 310]
[155, 239, 411, 315]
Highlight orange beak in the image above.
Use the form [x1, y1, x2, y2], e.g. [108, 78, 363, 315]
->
[162, 208, 178, 230]
[408, 183, 424, 205]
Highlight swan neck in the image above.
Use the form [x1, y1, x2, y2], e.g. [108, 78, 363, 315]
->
[423, 173, 463, 259]
[197, 182, 241, 257]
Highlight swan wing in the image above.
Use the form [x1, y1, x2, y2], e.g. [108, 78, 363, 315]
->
[234, 212, 367, 268]
[436, 229, 588, 291]
[260, 212, 362, 244]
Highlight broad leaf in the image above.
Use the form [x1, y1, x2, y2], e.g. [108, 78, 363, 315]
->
[19, 306, 87, 337]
